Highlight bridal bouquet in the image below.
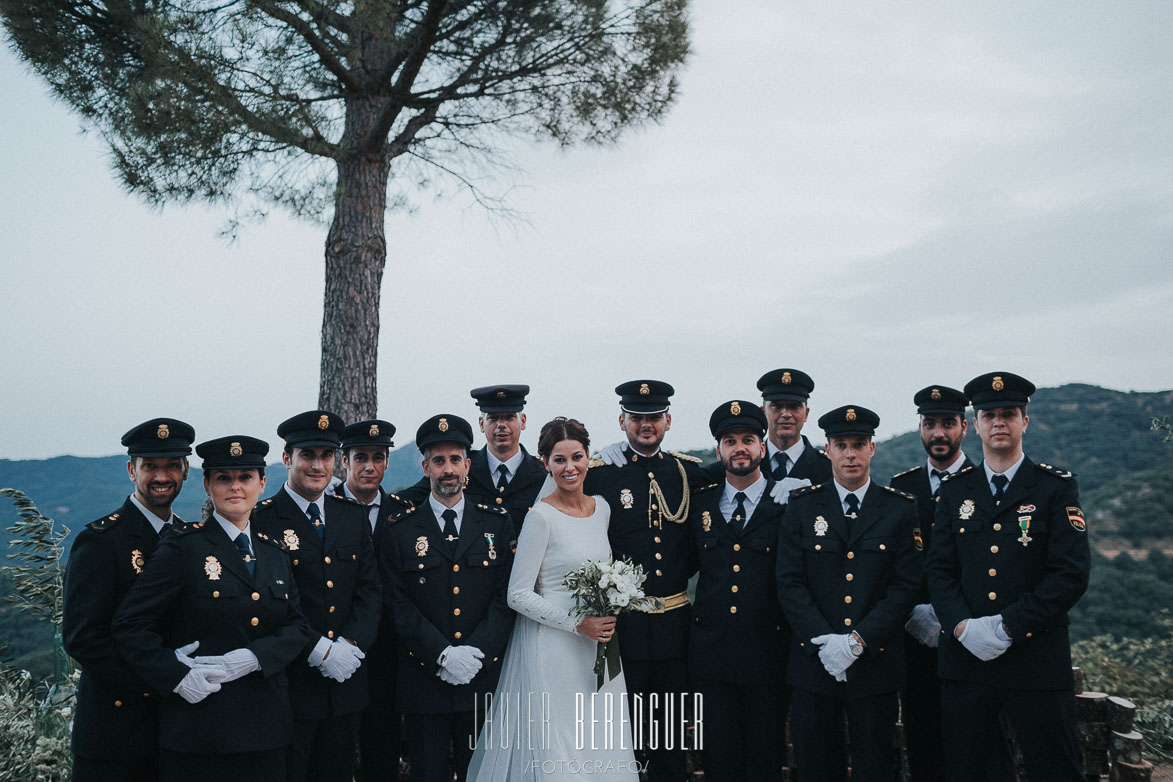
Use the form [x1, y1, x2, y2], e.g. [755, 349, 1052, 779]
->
[564, 558, 664, 689]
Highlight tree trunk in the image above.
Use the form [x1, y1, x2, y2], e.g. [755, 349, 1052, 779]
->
[319, 101, 392, 424]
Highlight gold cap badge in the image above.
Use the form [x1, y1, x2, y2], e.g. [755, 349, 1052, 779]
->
[317, 414, 330, 430]
[639, 383, 650, 395]
[846, 408, 857, 421]
[496, 390, 506, 398]
[992, 376, 1004, 391]
[931, 388, 941, 400]
[369, 424, 379, 437]
[731, 401, 742, 415]
[438, 418, 449, 432]
[157, 424, 170, 439]
[781, 372, 792, 384]
[229, 442, 243, 457]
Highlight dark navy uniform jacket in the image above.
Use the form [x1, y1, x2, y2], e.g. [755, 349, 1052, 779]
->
[777, 481, 920, 698]
[778, 435, 834, 484]
[254, 488, 382, 719]
[398, 447, 545, 536]
[376, 499, 515, 714]
[585, 447, 703, 661]
[63, 498, 172, 760]
[889, 456, 975, 603]
[112, 519, 311, 754]
[688, 481, 789, 686]
[926, 458, 1090, 690]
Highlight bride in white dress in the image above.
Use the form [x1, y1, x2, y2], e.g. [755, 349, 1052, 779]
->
[467, 418, 640, 780]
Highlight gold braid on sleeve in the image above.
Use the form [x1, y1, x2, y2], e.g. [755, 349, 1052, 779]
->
[648, 459, 690, 528]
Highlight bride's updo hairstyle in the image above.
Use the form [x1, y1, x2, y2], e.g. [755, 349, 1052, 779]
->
[537, 417, 591, 461]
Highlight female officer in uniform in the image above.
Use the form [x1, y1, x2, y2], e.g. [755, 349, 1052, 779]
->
[113, 435, 311, 782]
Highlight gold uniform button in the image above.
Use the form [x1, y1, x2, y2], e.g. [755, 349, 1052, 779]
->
[327, 630, 335, 639]
[143, 693, 149, 698]
[993, 523, 1002, 531]
[454, 632, 463, 639]
[879, 544, 886, 551]
[418, 563, 424, 570]
[293, 559, 299, 566]
[114, 700, 122, 707]
[326, 580, 334, 588]
[844, 618, 852, 627]
[453, 587, 460, 595]
[815, 544, 822, 551]
[733, 544, 741, 552]
[496, 498, 503, 504]
[1026, 632, 1033, 638]
[732, 565, 740, 573]
[250, 617, 259, 626]
[251, 592, 260, 601]
[453, 564, 460, 572]
[483, 560, 489, 566]
[324, 556, 332, 564]
[647, 472, 655, 479]
[990, 545, 999, 554]
[959, 528, 965, 534]
[988, 569, 997, 577]
[454, 608, 461, 616]
[493, 657, 499, 663]
[212, 590, 220, 598]
[847, 551, 855, 559]
[655, 569, 663, 576]
[988, 592, 997, 600]
[844, 596, 853, 604]
[329, 605, 336, 613]
[654, 536, 661, 544]
[846, 574, 854, 582]
[729, 606, 737, 614]
[731, 585, 739, 593]
[655, 553, 662, 560]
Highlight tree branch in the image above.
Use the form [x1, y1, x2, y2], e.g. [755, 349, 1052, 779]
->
[253, 0, 359, 92]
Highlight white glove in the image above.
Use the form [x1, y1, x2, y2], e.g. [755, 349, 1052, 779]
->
[173, 666, 222, 704]
[769, 477, 813, 505]
[174, 640, 200, 668]
[193, 648, 260, 684]
[318, 639, 365, 682]
[811, 634, 859, 681]
[905, 604, 941, 648]
[439, 645, 484, 685]
[438, 666, 461, 685]
[598, 442, 627, 467]
[957, 615, 1012, 661]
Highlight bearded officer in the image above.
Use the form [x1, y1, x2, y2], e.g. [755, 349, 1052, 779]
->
[254, 410, 381, 782]
[689, 401, 789, 782]
[377, 414, 515, 782]
[777, 405, 920, 782]
[63, 418, 195, 782]
[334, 419, 413, 782]
[585, 379, 703, 782]
[927, 373, 1089, 782]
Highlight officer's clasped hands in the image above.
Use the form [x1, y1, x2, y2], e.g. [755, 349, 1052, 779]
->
[956, 614, 1012, 661]
[438, 645, 484, 686]
[194, 648, 261, 684]
[317, 638, 365, 683]
[810, 634, 859, 682]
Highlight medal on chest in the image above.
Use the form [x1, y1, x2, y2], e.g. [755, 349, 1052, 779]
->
[701, 511, 712, 532]
[204, 556, 222, 580]
[620, 488, 634, 509]
[813, 515, 829, 537]
[484, 532, 498, 560]
[283, 529, 300, 550]
[130, 549, 145, 574]
[415, 536, 429, 556]
[1017, 515, 1032, 546]
[958, 499, 975, 520]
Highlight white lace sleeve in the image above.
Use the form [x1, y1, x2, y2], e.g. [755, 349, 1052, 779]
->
[507, 505, 582, 635]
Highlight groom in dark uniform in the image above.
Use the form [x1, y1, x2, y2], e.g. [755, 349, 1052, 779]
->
[689, 401, 789, 782]
[63, 418, 194, 782]
[585, 379, 703, 782]
[377, 414, 515, 782]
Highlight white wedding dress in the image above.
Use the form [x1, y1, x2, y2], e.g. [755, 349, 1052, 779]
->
[467, 498, 640, 780]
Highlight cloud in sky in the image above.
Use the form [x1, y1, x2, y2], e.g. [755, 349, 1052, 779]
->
[1, 1, 1171, 459]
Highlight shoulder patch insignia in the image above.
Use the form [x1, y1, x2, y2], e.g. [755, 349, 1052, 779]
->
[667, 450, 703, 464]
[891, 465, 922, 480]
[881, 485, 916, 501]
[1038, 463, 1075, 480]
[791, 483, 822, 497]
[1067, 507, 1086, 531]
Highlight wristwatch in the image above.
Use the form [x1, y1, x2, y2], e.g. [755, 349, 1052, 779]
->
[847, 633, 864, 657]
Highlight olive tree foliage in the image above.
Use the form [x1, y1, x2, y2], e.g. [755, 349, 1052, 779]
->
[1, 1, 690, 420]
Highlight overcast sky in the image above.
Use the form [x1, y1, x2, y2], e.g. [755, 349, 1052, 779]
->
[2, 2, 1171, 461]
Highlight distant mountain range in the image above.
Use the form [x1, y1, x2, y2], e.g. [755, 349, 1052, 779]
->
[2, 383, 1171, 555]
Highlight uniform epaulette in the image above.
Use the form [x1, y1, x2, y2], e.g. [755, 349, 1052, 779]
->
[172, 520, 202, 535]
[790, 482, 823, 498]
[1037, 462, 1075, 480]
[589, 457, 607, 469]
[941, 465, 974, 483]
[389, 504, 418, 523]
[668, 450, 703, 464]
[87, 511, 123, 533]
[881, 485, 916, 501]
[330, 493, 361, 505]
[255, 530, 289, 551]
[476, 503, 509, 516]
[891, 465, 922, 480]
[692, 482, 721, 496]
[259, 498, 274, 507]
[386, 492, 413, 508]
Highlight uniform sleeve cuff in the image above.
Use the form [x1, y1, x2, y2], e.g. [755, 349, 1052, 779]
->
[307, 636, 332, 666]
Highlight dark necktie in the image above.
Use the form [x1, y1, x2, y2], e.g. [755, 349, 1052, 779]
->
[234, 533, 254, 577]
[441, 508, 459, 554]
[931, 469, 947, 498]
[845, 493, 860, 519]
[991, 474, 1009, 505]
[308, 501, 323, 539]
[730, 491, 748, 529]
[771, 452, 788, 481]
[496, 464, 509, 491]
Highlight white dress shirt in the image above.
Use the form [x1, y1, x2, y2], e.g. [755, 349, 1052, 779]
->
[983, 453, 1026, 496]
[284, 482, 328, 525]
[928, 450, 969, 495]
[833, 478, 871, 515]
[128, 493, 174, 534]
[719, 474, 768, 527]
[486, 449, 526, 485]
[429, 494, 466, 535]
